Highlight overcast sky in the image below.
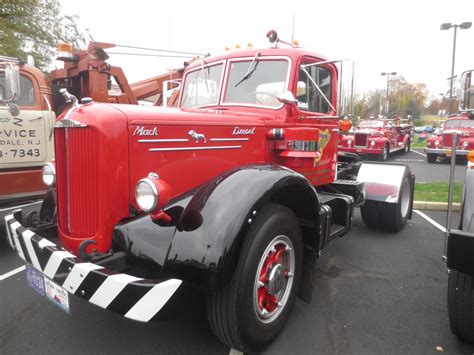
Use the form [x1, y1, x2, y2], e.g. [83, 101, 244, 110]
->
[59, 0, 474, 100]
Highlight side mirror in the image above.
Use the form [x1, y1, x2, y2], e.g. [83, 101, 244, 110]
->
[7, 102, 20, 116]
[277, 91, 298, 105]
[459, 70, 474, 111]
[1, 64, 21, 103]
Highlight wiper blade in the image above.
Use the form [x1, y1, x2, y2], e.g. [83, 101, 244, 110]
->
[235, 52, 260, 87]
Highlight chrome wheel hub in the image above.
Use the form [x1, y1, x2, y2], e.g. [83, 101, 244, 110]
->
[253, 235, 295, 324]
[268, 264, 285, 295]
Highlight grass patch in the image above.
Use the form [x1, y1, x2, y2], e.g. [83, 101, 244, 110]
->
[410, 134, 427, 149]
[414, 182, 462, 203]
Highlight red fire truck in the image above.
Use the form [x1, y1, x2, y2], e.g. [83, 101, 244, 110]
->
[339, 117, 412, 160]
[4, 31, 415, 352]
[425, 112, 474, 163]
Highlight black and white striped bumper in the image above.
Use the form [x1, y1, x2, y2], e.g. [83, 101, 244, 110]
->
[4, 213, 182, 322]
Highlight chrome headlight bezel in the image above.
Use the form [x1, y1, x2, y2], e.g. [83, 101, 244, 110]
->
[42, 163, 56, 187]
[135, 178, 159, 212]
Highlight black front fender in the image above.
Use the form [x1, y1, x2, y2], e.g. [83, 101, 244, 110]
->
[115, 164, 319, 290]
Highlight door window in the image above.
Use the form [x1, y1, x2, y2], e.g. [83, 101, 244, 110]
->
[297, 64, 332, 113]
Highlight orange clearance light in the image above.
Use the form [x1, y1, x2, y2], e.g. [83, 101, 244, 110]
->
[293, 40, 299, 46]
[468, 150, 474, 163]
[235, 44, 241, 49]
[224, 46, 231, 51]
[57, 42, 75, 62]
[247, 42, 253, 49]
[339, 119, 352, 132]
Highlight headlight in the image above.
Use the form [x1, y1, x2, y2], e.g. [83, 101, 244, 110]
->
[435, 140, 440, 146]
[370, 140, 376, 147]
[462, 141, 469, 148]
[135, 177, 158, 212]
[42, 163, 56, 187]
[347, 139, 352, 146]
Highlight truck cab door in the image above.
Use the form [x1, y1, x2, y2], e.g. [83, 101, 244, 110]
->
[0, 71, 55, 201]
[291, 57, 339, 186]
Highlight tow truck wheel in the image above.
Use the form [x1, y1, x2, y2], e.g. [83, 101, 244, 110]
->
[448, 269, 474, 342]
[427, 153, 437, 164]
[206, 204, 303, 352]
[379, 144, 389, 161]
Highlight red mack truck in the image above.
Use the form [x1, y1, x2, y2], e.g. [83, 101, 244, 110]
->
[339, 116, 412, 161]
[4, 31, 415, 352]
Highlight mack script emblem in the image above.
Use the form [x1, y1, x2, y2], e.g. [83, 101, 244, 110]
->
[133, 126, 158, 136]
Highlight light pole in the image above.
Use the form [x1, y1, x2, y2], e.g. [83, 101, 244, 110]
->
[381, 72, 397, 116]
[440, 22, 472, 114]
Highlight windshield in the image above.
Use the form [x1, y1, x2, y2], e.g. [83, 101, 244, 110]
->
[0, 73, 35, 106]
[224, 60, 289, 107]
[359, 120, 384, 128]
[181, 63, 223, 108]
[445, 119, 474, 129]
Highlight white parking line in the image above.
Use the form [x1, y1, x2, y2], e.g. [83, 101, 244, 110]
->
[413, 209, 446, 232]
[0, 265, 25, 281]
[229, 349, 243, 355]
[412, 149, 427, 157]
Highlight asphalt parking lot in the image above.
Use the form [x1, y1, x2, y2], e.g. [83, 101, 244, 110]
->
[385, 149, 466, 183]
[1, 208, 473, 355]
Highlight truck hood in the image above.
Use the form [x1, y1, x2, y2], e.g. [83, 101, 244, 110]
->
[111, 104, 278, 125]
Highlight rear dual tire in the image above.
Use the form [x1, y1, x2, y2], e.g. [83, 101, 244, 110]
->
[207, 204, 303, 352]
[360, 173, 412, 232]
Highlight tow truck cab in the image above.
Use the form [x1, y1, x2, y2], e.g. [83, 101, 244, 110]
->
[0, 58, 55, 229]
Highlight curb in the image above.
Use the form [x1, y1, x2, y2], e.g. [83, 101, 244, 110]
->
[413, 201, 461, 212]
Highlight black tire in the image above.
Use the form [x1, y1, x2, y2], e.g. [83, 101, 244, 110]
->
[404, 138, 411, 153]
[427, 153, 437, 164]
[360, 200, 381, 228]
[448, 269, 474, 342]
[206, 204, 303, 352]
[380, 174, 412, 232]
[379, 144, 389, 161]
[361, 171, 412, 232]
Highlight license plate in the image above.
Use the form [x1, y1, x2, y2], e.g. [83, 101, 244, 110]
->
[446, 150, 452, 157]
[357, 149, 362, 152]
[26, 264, 70, 314]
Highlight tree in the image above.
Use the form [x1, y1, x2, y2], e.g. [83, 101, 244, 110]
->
[386, 77, 427, 119]
[0, 0, 84, 70]
[353, 89, 384, 119]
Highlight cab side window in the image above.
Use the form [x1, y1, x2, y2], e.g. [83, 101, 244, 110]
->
[297, 65, 332, 113]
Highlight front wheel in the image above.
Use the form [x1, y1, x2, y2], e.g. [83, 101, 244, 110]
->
[404, 139, 411, 153]
[448, 269, 474, 342]
[427, 153, 437, 164]
[207, 204, 303, 352]
[379, 144, 389, 161]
